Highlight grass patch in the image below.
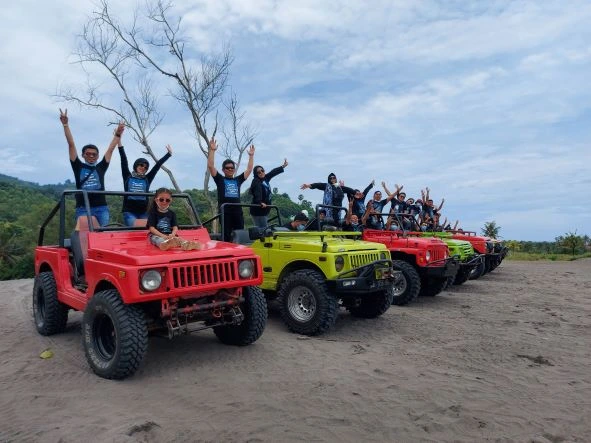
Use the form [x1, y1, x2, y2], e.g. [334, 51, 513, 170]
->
[506, 252, 591, 261]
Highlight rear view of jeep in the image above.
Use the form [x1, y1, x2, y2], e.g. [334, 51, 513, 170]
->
[33, 191, 267, 379]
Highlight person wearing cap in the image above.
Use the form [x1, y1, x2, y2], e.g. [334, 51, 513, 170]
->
[208, 136, 255, 242]
[118, 141, 173, 226]
[283, 212, 309, 231]
[249, 158, 288, 228]
[300, 173, 354, 223]
[60, 108, 124, 226]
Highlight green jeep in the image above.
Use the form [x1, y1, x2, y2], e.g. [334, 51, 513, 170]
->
[392, 213, 481, 287]
[207, 204, 397, 336]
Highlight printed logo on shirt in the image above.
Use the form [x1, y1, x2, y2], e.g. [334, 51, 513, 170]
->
[223, 178, 240, 198]
[127, 177, 148, 201]
[80, 169, 100, 190]
[156, 217, 172, 234]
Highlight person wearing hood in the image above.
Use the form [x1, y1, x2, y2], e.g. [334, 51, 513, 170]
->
[118, 141, 172, 226]
[60, 108, 124, 226]
[249, 158, 288, 228]
[300, 173, 354, 223]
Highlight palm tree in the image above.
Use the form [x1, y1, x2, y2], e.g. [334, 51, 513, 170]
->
[481, 221, 501, 239]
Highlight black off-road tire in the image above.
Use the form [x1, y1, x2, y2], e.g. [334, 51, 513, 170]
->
[419, 277, 448, 297]
[277, 269, 338, 336]
[390, 260, 421, 306]
[443, 274, 455, 290]
[33, 271, 68, 335]
[82, 289, 148, 380]
[214, 286, 268, 346]
[453, 266, 472, 285]
[346, 289, 394, 319]
[469, 259, 486, 280]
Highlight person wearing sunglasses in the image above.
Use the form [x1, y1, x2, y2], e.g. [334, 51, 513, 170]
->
[118, 141, 173, 226]
[249, 158, 288, 228]
[147, 188, 201, 250]
[207, 136, 255, 241]
[60, 108, 124, 226]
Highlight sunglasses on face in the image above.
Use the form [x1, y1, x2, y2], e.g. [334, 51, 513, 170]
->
[137, 164, 148, 168]
[84, 152, 98, 157]
[158, 198, 171, 203]
[257, 169, 265, 174]
[224, 165, 235, 170]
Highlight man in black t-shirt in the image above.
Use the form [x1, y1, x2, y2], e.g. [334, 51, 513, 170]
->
[60, 109, 124, 226]
[207, 136, 255, 241]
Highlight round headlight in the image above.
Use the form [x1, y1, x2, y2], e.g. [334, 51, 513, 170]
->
[141, 270, 162, 292]
[425, 250, 431, 262]
[238, 260, 255, 278]
[444, 249, 449, 259]
[380, 252, 388, 260]
[335, 256, 345, 272]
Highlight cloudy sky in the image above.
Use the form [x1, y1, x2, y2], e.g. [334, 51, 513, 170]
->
[1, 0, 590, 240]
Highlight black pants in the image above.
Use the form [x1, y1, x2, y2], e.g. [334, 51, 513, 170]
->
[222, 210, 244, 242]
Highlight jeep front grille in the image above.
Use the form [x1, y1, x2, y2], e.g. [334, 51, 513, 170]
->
[431, 248, 446, 262]
[171, 260, 238, 289]
[350, 252, 382, 269]
[460, 244, 473, 256]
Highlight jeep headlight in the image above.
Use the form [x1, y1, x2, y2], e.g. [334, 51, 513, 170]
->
[238, 259, 255, 278]
[335, 256, 345, 272]
[444, 249, 449, 259]
[380, 252, 388, 260]
[141, 269, 162, 292]
[425, 250, 431, 263]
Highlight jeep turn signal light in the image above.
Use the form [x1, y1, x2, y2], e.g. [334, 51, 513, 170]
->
[118, 270, 126, 279]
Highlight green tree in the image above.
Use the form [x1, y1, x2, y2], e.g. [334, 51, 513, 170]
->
[481, 221, 501, 239]
[555, 231, 585, 256]
[506, 240, 521, 253]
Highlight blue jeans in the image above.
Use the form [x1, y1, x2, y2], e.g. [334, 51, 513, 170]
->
[251, 215, 268, 229]
[75, 205, 109, 227]
[123, 212, 148, 227]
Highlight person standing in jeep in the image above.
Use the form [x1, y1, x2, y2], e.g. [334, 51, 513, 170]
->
[60, 108, 124, 226]
[249, 158, 288, 228]
[118, 141, 172, 226]
[300, 173, 354, 223]
[208, 137, 255, 241]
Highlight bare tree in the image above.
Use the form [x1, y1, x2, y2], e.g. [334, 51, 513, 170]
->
[56, 0, 255, 218]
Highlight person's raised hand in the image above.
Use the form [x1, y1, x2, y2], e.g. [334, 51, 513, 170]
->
[248, 144, 255, 156]
[166, 144, 173, 155]
[209, 137, 218, 151]
[282, 158, 288, 168]
[59, 108, 68, 126]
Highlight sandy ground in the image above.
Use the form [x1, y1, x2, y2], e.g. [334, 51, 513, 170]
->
[0, 259, 590, 443]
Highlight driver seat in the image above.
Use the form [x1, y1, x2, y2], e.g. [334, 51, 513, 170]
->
[70, 216, 99, 279]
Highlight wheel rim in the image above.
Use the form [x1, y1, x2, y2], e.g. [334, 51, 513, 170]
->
[287, 286, 316, 322]
[92, 313, 117, 361]
[34, 288, 45, 325]
[392, 274, 408, 296]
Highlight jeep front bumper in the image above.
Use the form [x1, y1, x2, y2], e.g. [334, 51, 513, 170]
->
[329, 259, 399, 294]
[422, 257, 460, 278]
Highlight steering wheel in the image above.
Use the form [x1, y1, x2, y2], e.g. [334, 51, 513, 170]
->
[102, 222, 126, 228]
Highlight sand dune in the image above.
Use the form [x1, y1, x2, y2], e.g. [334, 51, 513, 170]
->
[1, 259, 590, 442]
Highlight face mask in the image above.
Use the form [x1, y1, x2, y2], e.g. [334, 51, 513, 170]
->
[296, 224, 305, 231]
[351, 222, 358, 227]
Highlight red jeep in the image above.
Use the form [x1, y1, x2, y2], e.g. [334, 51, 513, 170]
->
[33, 190, 266, 379]
[362, 228, 458, 305]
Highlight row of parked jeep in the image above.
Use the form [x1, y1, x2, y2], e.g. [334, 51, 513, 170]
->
[32, 191, 508, 379]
